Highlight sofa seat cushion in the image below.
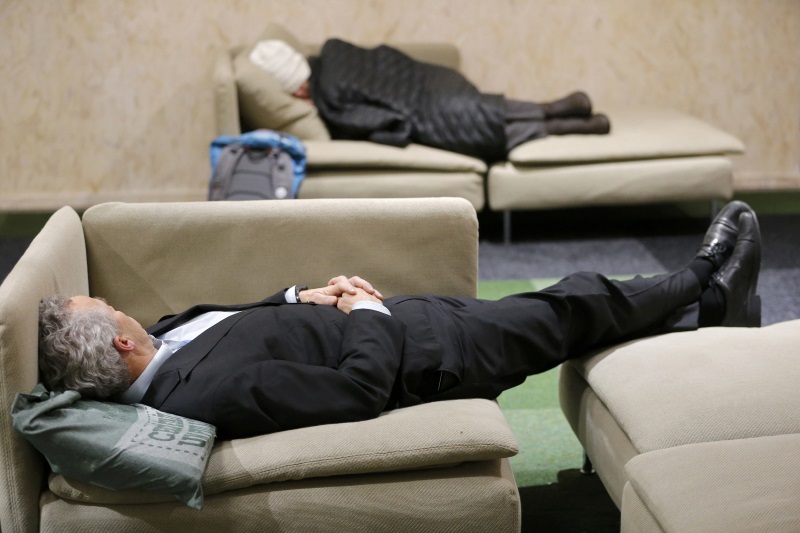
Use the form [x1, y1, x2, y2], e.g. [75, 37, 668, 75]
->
[488, 156, 732, 210]
[48, 398, 518, 505]
[508, 108, 744, 165]
[622, 434, 800, 533]
[43, 459, 520, 533]
[304, 140, 487, 173]
[567, 319, 800, 454]
[300, 170, 486, 211]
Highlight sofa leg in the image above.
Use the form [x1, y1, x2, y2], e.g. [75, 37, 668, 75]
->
[710, 198, 721, 220]
[581, 451, 595, 475]
[503, 210, 512, 245]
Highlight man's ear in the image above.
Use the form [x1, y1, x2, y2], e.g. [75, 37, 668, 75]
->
[113, 336, 135, 353]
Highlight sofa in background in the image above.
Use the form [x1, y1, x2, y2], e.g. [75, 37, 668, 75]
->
[216, 24, 745, 242]
[214, 24, 487, 212]
[560, 319, 800, 531]
[0, 198, 521, 532]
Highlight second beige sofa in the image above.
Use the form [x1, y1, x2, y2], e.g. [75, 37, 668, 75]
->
[214, 24, 488, 211]
[215, 24, 744, 242]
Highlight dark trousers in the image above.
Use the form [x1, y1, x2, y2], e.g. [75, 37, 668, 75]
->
[504, 98, 548, 152]
[425, 268, 702, 401]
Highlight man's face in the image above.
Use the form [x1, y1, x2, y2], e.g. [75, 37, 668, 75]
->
[69, 296, 150, 346]
[292, 80, 311, 103]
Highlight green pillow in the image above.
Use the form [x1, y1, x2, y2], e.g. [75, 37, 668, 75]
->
[11, 384, 216, 510]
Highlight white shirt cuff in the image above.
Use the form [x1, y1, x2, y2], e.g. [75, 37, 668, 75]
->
[285, 286, 298, 303]
[352, 301, 392, 316]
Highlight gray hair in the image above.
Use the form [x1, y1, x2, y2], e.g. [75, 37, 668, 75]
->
[38, 295, 131, 399]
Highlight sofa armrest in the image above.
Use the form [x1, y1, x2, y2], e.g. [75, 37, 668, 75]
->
[304, 140, 486, 173]
[257, 23, 461, 71]
[0, 206, 89, 533]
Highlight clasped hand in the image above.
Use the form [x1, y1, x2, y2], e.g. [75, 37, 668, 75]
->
[298, 275, 383, 314]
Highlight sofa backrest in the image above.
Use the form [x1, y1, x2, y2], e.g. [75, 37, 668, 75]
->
[256, 22, 462, 71]
[0, 207, 89, 533]
[81, 198, 478, 336]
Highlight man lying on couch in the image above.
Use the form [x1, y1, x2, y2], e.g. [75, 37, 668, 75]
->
[38, 202, 761, 440]
[249, 38, 610, 162]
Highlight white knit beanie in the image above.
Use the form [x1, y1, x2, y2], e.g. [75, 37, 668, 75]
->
[248, 40, 311, 93]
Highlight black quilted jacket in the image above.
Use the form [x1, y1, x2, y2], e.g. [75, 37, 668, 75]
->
[310, 39, 507, 162]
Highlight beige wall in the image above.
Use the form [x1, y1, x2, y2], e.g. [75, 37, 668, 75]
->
[1, 0, 798, 211]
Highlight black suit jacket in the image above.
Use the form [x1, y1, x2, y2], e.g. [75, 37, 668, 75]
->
[142, 291, 458, 439]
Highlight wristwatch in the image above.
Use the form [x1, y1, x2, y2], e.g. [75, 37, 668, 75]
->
[295, 285, 308, 303]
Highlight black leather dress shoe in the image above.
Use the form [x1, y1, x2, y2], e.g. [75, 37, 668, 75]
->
[711, 211, 762, 327]
[696, 201, 752, 268]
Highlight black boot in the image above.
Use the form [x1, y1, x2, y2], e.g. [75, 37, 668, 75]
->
[545, 114, 611, 136]
[541, 91, 593, 118]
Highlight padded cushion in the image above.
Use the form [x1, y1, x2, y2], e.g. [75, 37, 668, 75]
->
[233, 49, 330, 140]
[568, 319, 800, 454]
[12, 385, 215, 509]
[620, 482, 666, 533]
[488, 156, 732, 210]
[623, 434, 800, 533]
[558, 363, 640, 509]
[509, 108, 744, 165]
[300, 170, 485, 211]
[42, 460, 520, 533]
[305, 140, 486, 172]
[48, 398, 518, 505]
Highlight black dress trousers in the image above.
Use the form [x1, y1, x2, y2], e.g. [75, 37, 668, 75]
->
[387, 269, 703, 403]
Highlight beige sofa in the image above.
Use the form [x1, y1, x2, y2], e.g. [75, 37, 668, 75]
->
[216, 24, 745, 242]
[0, 198, 521, 532]
[560, 320, 800, 532]
[214, 24, 487, 211]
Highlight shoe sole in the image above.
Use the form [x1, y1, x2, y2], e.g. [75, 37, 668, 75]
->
[747, 294, 762, 327]
[730, 213, 762, 327]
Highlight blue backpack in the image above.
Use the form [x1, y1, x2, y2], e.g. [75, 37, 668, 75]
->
[208, 131, 307, 201]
